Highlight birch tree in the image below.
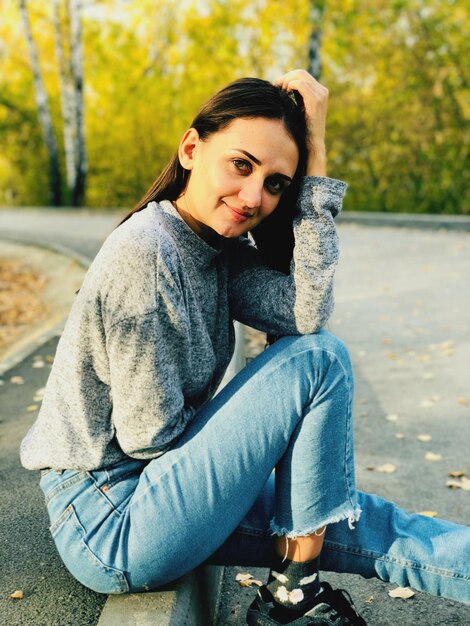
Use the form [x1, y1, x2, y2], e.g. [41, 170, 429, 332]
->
[53, 0, 87, 206]
[19, 0, 62, 205]
[308, 0, 325, 80]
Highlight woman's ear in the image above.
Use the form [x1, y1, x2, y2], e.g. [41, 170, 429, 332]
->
[178, 128, 200, 170]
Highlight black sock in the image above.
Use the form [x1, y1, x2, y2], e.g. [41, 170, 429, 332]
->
[266, 553, 322, 617]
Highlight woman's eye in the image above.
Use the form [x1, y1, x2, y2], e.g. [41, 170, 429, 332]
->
[232, 159, 251, 173]
[266, 178, 285, 195]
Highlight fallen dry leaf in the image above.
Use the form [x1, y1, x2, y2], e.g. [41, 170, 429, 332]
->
[367, 463, 396, 473]
[10, 376, 24, 385]
[417, 434, 432, 443]
[425, 452, 442, 461]
[457, 398, 469, 406]
[388, 587, 415, 600]
[27, 405, 39, 412]
[32, 360, 45, 369]
[366, 595, 374, 604]
[9, 590, 24, 599]
[447, 477, 470, 491]
[235, 573, 253, 582]
[377, 463, 396, 473]
[418, 511, 438, 518]
[395, 433, 405, 439]
[385, 414, 398, 422]
[235, 573, 263, 588]
[448, 470, 466, 478]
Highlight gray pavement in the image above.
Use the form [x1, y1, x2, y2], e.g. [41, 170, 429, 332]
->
[1, 210, 470, 625]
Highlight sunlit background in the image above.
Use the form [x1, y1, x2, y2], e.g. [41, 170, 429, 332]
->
[1, 0, 468, 213]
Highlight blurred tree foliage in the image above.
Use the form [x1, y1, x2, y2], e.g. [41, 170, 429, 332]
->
[0, 0, 468, 213]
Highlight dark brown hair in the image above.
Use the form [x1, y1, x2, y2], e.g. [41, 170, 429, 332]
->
[119, 77, 308, 273]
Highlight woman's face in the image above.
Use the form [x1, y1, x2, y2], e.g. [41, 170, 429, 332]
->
[175, 117, 299, 243]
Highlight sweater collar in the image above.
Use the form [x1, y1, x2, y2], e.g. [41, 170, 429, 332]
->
[156, 200, 223, 265]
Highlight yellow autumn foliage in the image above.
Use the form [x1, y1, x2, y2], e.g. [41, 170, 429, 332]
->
[0, 0, 468, 213]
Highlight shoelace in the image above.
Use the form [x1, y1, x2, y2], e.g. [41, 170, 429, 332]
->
[327, 588, 365, 625]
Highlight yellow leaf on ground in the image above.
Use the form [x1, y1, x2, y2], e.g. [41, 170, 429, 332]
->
[9, 590, 24, 599]
[418, 511, 438, 518]
[458, 397, 468, 406]
[376, 463, 396, 473]
[10, 376, 24, 385]
[388, 587, 415, 600]
[27, 405, 38, 412]
[425, 452, 442, 461]
[235, 573, 263, 587]
[417, 434, 432, 442]
[448, 470, 466, 478]
[447, 477, 470, 491]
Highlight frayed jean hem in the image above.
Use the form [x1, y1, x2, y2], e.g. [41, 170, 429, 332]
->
[270, 505, 362, 539]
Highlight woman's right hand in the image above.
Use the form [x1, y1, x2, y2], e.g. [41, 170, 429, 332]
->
[274, 69, 328, 177]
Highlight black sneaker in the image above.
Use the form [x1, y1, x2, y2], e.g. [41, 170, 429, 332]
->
[246, 582, 367, 626]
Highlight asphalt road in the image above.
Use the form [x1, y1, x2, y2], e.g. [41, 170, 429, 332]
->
[1, 210, 470, 625]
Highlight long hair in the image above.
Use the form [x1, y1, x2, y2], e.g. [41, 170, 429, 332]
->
[119, 78, 308, 273]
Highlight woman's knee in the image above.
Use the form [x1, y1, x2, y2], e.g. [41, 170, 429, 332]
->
[274, 330, 352, 375]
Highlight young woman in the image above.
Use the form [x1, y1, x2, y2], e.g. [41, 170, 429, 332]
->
[21, 70, 470, 626]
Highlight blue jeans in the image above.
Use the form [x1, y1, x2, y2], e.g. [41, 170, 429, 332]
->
[39, 332, 470, 602]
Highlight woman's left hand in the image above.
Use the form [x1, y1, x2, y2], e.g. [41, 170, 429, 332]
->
[274, 69, 328, 177]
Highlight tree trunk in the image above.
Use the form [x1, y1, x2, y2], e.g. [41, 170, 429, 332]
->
[19, 0, 62, 205]
[69, 0, 87, 206]
[308, 1, 325, 80]
[53, 0, 76, 197]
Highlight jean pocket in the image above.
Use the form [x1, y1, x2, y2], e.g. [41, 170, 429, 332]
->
[50, 505, 129, 594]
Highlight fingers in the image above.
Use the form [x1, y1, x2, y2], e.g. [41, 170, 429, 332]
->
[274, 70, 328, 106]
[274, 69, 328, 96]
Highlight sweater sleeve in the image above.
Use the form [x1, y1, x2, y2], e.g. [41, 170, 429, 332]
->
[105, 258, 194, 460]
[227, 176, 347, 335]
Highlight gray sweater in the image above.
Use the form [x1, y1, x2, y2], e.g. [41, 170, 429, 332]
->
[20, 176, 347, 471]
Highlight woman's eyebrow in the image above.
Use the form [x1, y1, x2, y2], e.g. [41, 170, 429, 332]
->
[234, 148, 262, 165]
[233, 149, 293, 182]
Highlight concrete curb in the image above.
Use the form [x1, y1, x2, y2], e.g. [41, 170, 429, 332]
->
[337, 211, 470, 231]
[97, 566, 224, 626]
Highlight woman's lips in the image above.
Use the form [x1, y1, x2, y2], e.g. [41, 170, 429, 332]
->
[225, 202, 253, 223]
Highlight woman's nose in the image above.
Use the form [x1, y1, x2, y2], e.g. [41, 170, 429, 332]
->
[239, 179, 263, 209]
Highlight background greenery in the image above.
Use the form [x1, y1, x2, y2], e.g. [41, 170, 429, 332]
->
[1, 0, 468, 213]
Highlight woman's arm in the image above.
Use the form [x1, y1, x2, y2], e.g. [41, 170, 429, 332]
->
[227, 174, 346, 335]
